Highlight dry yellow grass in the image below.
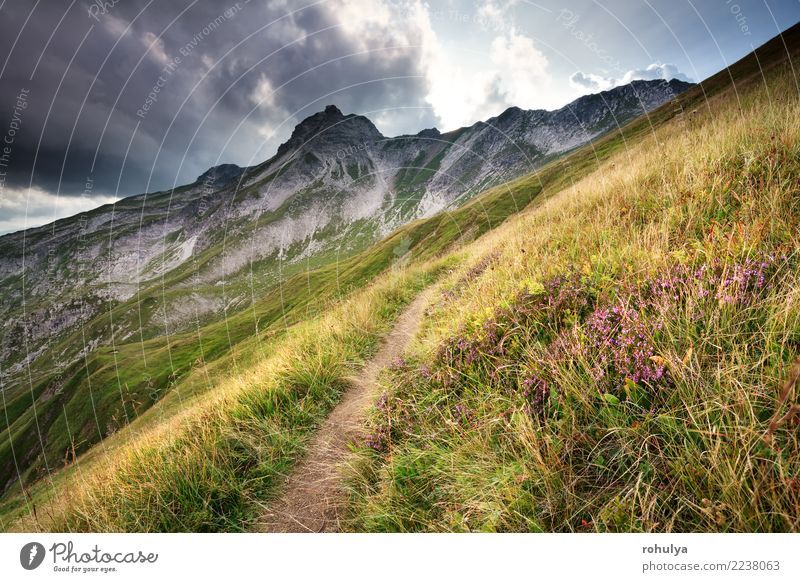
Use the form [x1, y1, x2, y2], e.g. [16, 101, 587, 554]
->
[9, 260, 450, 531]
[345, 63, 800, 532]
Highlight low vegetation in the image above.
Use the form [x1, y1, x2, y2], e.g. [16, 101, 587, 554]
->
[9, 259, 451, 531]
[345, 63, 800, 532]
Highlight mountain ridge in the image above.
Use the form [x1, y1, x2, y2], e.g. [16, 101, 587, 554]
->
[1, 78, 692, 238]
[0, 78, 692, 375]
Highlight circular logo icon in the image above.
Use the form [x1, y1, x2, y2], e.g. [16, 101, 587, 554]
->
[20, 542, 46, 570]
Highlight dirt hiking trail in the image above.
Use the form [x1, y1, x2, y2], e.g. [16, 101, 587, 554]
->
[256, 288, 432, 532]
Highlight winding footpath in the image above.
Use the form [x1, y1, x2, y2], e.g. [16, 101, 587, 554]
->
[257, 289, 432, 532]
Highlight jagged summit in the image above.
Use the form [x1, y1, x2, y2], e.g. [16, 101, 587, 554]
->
[276, 104, 384, 158]
[415, 128, 441, 139]
[266, 78, 694, 168]
[561, 79, 693, 117]
[195, 163, 248, 189]
[496, 106, 524, 122]
[250, 78, 699, 177]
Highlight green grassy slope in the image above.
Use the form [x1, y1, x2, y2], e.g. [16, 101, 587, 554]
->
[344, 26, 800, 532]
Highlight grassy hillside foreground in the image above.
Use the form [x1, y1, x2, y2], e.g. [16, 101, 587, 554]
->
[345, 61, 800, 532]
[7, 259, 453, 531]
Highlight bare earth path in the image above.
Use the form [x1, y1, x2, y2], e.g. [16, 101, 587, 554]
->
[256, 289, 432, 532]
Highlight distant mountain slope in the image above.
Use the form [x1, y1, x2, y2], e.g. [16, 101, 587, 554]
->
[0, 79, 689, 376]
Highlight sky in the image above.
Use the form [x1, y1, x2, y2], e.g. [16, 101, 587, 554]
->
[0, 0, 797, 234]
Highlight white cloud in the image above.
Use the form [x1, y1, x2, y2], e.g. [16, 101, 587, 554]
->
[102, 14, 131, 39]
[326, 0, 422, 57]
[248, 74, 293, 139]
[335, 0, 393, 45]
[250, 73, 278, 109]
[0, 186, 119, 235]
[313, 0, 560, 131]
[422, 25, 556, 130]
[570, 63, 692, 93]
[200, 54, 215, 70]
[141, 31, 170, 65]
[476, 0, 518, 31]
[620, 63, 691, 84]
[569, 71, 615, 92]
[489, 29, 553, 109]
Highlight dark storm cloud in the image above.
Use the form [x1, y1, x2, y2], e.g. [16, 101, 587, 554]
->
[0, 0, 435, 201]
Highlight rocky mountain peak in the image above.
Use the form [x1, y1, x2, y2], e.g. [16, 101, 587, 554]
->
[276, 104, 383, 158]
[323, 104, 343, 117]
[496, 106, 524, 122]
[195, 163, 247, 189]
[415, 128, 441, 139]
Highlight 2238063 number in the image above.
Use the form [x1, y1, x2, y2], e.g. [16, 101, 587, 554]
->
[730, 561, 780, 571]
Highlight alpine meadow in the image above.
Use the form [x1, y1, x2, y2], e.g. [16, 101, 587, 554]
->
[1, 2, 799, 540]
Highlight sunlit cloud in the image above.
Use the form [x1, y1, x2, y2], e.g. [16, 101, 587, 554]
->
[0, 186, 119, 235]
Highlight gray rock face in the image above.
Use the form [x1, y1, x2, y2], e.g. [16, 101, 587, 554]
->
[0, 79, 691, 380]
[195, 164, 248, 190]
